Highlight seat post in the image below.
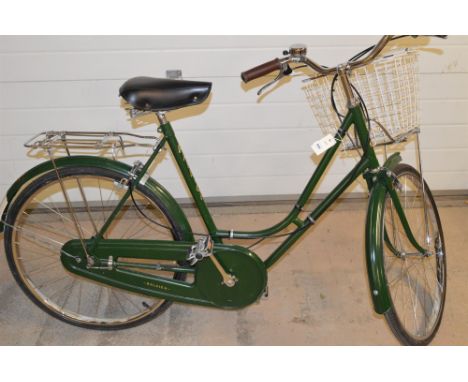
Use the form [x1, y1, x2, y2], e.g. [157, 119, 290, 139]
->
[156, 111, 168, 125]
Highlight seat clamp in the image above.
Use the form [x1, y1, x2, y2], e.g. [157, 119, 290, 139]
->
[156, 111, 167, 125]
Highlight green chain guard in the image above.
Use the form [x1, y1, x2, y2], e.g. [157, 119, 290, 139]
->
[61, 239, 267, 309]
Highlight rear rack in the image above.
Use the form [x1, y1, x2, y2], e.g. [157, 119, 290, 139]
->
[24, 131, 159, 158]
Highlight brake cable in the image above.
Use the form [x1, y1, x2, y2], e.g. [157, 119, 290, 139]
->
[327, 36, 412, 152]
[330, 73, 372, 155]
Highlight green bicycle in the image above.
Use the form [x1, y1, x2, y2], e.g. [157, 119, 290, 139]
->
[0, 35, 447, 345]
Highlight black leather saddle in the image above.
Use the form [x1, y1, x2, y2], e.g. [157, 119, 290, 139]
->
[119, 77, 212, 112]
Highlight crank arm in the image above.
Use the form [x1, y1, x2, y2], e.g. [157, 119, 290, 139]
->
[208, 255, 237, 287]
[188, 236, 237, 287]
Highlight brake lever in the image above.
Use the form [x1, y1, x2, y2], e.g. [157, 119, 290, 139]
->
[257, 63, 292, 96]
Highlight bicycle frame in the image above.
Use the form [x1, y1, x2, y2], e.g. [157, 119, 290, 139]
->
[0, 102, 428, 312]
[90, 104, 425, 269]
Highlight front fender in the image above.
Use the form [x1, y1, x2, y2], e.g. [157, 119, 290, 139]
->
[383, 152, 402, 172]
[1, 156, 193, 241]
[365, 181, 392, 314]
[363, 152, 404, 314]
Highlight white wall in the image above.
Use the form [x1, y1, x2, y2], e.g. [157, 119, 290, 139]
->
[1, 36, 467, 200]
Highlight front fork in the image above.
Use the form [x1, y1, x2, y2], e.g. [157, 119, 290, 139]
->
[367, 167, 428, 256]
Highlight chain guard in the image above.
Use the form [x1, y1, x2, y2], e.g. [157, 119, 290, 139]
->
[61, 239, 267, 309]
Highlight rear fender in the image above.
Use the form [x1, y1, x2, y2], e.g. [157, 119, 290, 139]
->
[0, 156, 193, 241]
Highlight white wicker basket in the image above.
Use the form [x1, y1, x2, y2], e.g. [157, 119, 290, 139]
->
[302, 49, 420, 150]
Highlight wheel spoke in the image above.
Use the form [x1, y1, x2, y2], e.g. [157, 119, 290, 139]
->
[5, 169, 180, 329]
[383, 166, 445, 344]
[388, 261, 418, 286]
[32, 197, 93, 237]
[37, 275, 69, 290]
[27, 261, 61, 276]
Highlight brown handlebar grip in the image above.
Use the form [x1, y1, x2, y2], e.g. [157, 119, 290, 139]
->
[241, 58, 282, 83]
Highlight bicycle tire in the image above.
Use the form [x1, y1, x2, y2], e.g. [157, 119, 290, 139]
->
[381, 164, 446, 345]
[4, 166, 187, 330]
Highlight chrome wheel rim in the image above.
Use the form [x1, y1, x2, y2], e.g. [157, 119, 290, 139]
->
[9, 171, 178, 326]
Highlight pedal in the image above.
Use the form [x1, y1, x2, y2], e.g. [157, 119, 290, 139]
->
[187, 236, 213, 266]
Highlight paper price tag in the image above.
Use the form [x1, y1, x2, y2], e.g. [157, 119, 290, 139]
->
[311, 134, 336, 155]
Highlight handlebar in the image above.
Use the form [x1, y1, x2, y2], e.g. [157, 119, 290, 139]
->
[240, 35, 448, 83]
[241, 58, 283, 82]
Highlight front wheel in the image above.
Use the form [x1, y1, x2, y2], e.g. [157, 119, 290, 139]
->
[381, 164, 446, 345]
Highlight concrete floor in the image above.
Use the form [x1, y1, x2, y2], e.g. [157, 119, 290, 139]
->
[0, 203, 467, 345]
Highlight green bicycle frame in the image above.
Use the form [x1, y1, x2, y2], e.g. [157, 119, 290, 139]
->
[91, 104, 425, 268]
[3, 102, 426, 313]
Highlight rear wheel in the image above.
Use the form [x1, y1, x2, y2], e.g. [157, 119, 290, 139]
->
[4, 166, 186, 330]
[382, 164, 446, 345]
